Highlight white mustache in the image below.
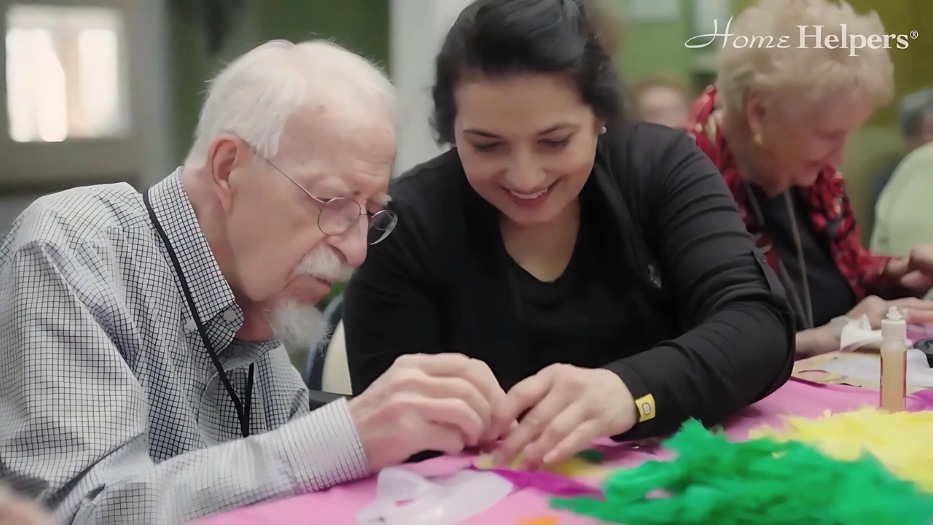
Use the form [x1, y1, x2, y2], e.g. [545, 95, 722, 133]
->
[267, 247, 354, 352]
[293, 247, 354, 283]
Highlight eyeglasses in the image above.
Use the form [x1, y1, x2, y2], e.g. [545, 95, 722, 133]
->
[262, 156, 398, 245]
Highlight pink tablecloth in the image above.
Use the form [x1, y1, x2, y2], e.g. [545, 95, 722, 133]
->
[201, 379, 926, 525]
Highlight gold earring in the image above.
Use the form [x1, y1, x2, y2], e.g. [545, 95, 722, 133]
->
[754, 133, 763, 146]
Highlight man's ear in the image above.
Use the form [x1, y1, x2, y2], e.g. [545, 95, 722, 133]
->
[206, 134, 248, 214]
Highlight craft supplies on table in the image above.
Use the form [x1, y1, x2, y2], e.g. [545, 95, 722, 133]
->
[471, 450, 609, 498]
[551, 419, 933, 525]
[197, 381, 933, 525]
[355, 467, 512, 525]
[751, 408, 933, 492]
[793, 322, 933, 391]
[880, 306, 908, 412]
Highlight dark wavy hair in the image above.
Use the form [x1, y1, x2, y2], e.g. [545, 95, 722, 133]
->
[430, 0, 625, 145]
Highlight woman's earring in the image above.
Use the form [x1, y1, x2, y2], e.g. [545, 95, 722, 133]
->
[754, 133, 763, 146]
[600, 126, 607, 134]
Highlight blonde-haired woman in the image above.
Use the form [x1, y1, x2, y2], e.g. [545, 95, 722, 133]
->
[691, 0, 933, 357]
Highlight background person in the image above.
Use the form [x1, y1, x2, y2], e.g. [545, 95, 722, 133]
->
[689, 0, 933, 358]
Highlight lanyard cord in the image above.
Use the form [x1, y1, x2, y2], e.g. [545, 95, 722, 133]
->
[143, 190, 254, 438]
[744, 183, 815, 329]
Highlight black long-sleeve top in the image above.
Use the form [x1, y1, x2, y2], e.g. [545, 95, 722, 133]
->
[343, 122, 795, 439]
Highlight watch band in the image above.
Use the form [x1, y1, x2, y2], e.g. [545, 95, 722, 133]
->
[634, 393, 656, 423]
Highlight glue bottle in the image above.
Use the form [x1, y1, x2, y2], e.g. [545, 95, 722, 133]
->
[880, 305, 907, 412]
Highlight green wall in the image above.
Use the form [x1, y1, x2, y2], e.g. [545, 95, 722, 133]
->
[167, 0, 389, 163]
[616, 0, 720, 95]
[617, 0, 695, 88]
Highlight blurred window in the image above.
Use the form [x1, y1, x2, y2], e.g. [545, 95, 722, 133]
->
[5, 4, 128, 143]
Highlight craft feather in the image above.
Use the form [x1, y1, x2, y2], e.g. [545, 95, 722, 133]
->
[472, 450, 608, 496]
[550, 420, 933, 525]
[750, 407, 933, 493]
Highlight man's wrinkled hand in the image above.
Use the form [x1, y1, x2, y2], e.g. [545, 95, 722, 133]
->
[348, 353, 513, 471]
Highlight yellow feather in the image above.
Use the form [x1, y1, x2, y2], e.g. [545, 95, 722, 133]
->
[751, 408, 933, 492]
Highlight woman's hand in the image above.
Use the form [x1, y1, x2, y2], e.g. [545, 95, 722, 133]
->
[883, 245, 933, 295]
[845, 295, 933, 328]
[492, 364, 637, 470]
[796, 295, 933, 358]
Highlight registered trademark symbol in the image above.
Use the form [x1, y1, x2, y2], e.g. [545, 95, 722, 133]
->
[911, 30, 919, 39]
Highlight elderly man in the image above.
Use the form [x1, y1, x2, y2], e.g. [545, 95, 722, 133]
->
[0, 40, 510, 523]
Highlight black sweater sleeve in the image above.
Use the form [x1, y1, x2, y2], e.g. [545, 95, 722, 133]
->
[342, 172, 447, 394]
[602, 130, 795, 439]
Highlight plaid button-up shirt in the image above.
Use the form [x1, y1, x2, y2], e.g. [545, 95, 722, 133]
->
[0, 169, 368, 524]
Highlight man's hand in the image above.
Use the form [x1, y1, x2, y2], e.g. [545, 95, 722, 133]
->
[493, 364, 637, 470]
[348, 353, 512, 472]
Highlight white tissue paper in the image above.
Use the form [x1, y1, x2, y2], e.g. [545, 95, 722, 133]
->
[355, 467, 512, 525]
[835, 314, 882, 352]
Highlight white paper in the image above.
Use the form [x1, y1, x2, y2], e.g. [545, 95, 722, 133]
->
[356, 467, 512, 525]
[818, 349, 933, 388]
[838, 314, 883, 352]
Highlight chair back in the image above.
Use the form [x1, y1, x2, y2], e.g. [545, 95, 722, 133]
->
[321, 320, 352, 395]
[303, 293, 344, 390]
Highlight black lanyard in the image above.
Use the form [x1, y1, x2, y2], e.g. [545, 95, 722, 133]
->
[143, 189, 254, 438]
[742, 183, 815, 329]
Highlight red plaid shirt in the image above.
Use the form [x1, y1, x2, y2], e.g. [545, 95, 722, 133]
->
[688, 86, 891, 300]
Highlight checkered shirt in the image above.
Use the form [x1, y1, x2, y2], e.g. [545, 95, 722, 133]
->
[0, 169, 369, 524]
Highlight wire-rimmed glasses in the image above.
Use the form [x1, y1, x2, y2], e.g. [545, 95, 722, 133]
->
[262, 157, 398, 245]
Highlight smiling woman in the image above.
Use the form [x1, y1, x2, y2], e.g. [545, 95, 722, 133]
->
[454, 74, 603, 236]
[341, 0, 796, 470]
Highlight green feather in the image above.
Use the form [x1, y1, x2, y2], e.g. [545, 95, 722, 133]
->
[574, 449, 606, 464]
[551, 420, 933, 525]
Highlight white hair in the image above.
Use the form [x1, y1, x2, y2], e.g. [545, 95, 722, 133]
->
[717, 0, 894, 116]
[184, 39, 397, 168]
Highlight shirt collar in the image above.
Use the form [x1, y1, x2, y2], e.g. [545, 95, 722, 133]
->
[146, 168, 241, 337]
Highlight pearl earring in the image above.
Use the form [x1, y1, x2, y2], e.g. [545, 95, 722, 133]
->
[600, 126, 607, 134]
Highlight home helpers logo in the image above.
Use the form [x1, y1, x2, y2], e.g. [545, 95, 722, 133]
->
[686, 17, 918, 57]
